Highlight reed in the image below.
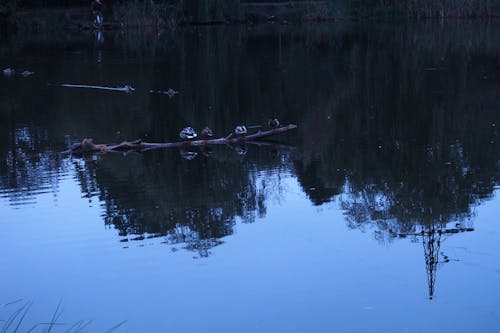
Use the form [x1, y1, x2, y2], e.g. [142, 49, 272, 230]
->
[0, 301, 126, 333]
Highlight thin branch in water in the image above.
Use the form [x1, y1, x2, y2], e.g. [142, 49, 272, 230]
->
[50, 83, 135, 93]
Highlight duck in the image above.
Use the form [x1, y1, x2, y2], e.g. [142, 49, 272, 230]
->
[71, 142, 82, 151]
[70, 138, 99, 152]
[200, 127, 213, 138]
[234, 125, 247, 136]
[268, 117, 280, 129]
[179, 127, 197, 140]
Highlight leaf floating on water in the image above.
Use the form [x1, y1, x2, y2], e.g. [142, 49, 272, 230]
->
[20, 70, 34, 77]
[2, 68, 15, 77]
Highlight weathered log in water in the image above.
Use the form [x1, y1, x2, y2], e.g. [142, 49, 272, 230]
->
[67, 124, 298, 154]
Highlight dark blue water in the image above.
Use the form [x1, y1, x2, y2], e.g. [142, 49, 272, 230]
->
[1, 22, 499, 332]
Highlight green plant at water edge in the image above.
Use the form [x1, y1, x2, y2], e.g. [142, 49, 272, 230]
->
[0, 301, 32, 333]
[0, 301, 126, 333]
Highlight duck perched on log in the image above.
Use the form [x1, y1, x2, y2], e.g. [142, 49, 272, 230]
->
[234, 125, 247, 136]
[179, 127, 197, 140]
[71, 138, 108, 153]
[65, 122, 298, 155]
[200, 127, 213, 138]
[268, 118, 280, 129]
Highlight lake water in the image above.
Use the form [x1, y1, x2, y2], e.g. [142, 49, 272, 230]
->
[1, 22, 500, 332]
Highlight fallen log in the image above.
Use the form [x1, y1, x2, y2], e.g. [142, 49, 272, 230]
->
[66, 124, 297, 154]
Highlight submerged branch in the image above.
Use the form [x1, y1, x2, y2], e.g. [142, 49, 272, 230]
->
[65, 124, 298, 155]
[51, 83, 135, 93]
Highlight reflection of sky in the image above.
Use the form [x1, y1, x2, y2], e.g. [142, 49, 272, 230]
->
[1, 169, 499, 332]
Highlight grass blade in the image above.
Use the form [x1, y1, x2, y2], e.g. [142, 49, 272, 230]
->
[74, 320, 92, 333]
[0, 300, 23, 310]
[64, 319, 84, 333]
[104, 320, 127, 333]
[45, 301, 63, 333]
[1, 303, 27, 333]
[13, 301, 32, 332]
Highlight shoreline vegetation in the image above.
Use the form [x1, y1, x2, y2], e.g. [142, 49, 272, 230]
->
[1, 0, 500, 32]
[0, 300, 127, 333]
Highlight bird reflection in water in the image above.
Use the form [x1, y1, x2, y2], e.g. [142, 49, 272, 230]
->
[180, 149, 198, 160]
[234, 145, 248, 156]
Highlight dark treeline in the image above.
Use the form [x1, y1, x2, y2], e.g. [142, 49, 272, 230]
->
[3, 0, 500, 29]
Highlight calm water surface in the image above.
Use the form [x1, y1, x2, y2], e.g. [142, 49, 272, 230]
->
[1, 22, 500, 332]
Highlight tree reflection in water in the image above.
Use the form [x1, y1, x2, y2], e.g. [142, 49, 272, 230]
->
[69, 147, 293, 257]
[292, 23, 500, 298]
[0, 21, 499, 294]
